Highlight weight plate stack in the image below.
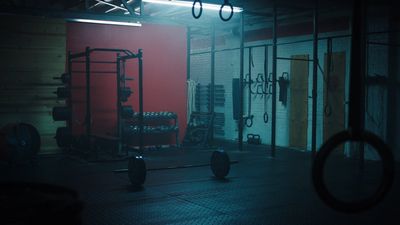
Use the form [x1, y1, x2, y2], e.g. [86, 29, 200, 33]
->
[53, 72, 73, 150]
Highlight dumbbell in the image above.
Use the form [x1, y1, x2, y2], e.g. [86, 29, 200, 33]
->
[115, 150, 238, 187]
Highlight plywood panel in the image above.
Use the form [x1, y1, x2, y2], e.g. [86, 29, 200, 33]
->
[0, 48, 65, 71]
[323, 52, 346, 147]
[0, 15, 66, 35]
[0, 15, 66, 154]
[289, 55, 309, 149]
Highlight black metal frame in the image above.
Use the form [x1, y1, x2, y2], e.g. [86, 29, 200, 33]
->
[68, 47, 142, 155]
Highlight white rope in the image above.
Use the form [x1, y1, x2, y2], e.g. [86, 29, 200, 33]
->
[186, 79, 197, 123]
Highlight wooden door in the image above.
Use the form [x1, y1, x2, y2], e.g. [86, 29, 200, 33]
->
[289, 55, 309, 149]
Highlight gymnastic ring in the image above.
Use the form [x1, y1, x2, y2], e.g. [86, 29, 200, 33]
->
[324, 104, 332, 117]
[245, 116, 253, 127]
[192, 0, 203, 19]
[219, 1, 234, 22]
[312, 130, 395, 213]
[263, 112, 269, 123]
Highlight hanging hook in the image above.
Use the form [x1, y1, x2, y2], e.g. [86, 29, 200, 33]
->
[263, 112, 269, 123]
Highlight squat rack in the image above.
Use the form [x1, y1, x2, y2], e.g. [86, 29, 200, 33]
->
[67, 47, 144, 155]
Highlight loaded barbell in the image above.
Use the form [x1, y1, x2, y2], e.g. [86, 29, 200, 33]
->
[113, 150, 238, 186]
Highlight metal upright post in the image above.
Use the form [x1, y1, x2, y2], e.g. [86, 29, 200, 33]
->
[238, 12, 245, 151]
[349, 0, 367, 167]
[67, 51, 72, 131]
[187, 27, 191, 80]
[271, 1, 277, 158]
[116, 54, 122, 155]
[386, 11, 398, 152]
[311, 0, 319, 157]
[264, 45, 269, 152]
[210, 24, 216, 142]
[138, 49, 144, 154]
[85, 47, 91, 151]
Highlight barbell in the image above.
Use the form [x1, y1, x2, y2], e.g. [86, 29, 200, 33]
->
[113, 150, 238, 186]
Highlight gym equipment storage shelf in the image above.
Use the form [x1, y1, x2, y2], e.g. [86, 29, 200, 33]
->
[123, 111, 179, 148]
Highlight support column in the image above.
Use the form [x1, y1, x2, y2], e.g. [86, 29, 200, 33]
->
[238, 12, 244, 151]
[210, 24, 216, 142]
[271, 1, 277, 157]
[311, 0, 319, 157]
[187, 27, 191, 80]
[386, 11, 399, 153]
[85, 47, 91, 151]
[348, 0, 367, 165]
[138, 50, 144, 154]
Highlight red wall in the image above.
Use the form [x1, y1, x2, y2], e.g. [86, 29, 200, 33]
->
[67, 22, 187, 145]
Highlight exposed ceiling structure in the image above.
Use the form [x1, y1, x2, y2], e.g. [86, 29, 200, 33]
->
[0, 0, 395, 36]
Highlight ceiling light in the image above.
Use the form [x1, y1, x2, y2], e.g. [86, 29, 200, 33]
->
[143, 0, 243, 13]
[68, 18, 142, 27]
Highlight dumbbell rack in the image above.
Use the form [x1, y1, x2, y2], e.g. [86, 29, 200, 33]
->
[122, 112, 179, 151]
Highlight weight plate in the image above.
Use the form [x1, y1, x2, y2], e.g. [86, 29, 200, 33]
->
[210, 150, 230, 179]
[128, 156, 146, 186]
[55, 127, 71, 148]
[20, 123, 41, 154]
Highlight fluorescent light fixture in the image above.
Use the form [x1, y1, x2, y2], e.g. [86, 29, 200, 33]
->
[68, 18, 142, 27]
[143, 0, 243, 13]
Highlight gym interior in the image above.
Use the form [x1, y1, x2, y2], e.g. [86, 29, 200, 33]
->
[0, 0, 399, 224]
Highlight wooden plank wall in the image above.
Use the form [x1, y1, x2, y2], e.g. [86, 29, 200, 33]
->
[0, 15, 66, 154]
